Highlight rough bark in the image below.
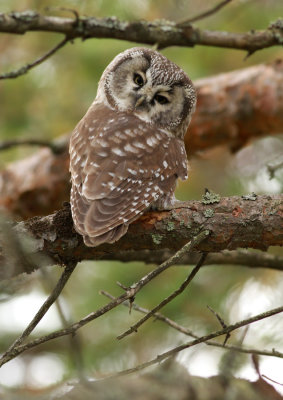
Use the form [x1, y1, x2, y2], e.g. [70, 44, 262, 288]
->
[1, 195, 282, 280]
[1, 61, 282, 219]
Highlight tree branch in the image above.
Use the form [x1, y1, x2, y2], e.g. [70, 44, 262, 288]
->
[0, 194, 282, 279]
[189, 60, 283, 155]
[0, 11, 282, 52]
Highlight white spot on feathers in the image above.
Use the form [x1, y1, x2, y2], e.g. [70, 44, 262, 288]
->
[125, 143, 139, 153]
[127, 168, 137, 175]
[112, 148, 126, 156]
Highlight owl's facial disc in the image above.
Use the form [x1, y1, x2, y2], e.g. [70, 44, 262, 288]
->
[100, 48, 196, 135]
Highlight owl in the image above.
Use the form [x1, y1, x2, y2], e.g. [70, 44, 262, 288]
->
[69, 47, 196, 247]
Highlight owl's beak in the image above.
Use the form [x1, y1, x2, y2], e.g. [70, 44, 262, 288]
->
[135, 95, 146, 109]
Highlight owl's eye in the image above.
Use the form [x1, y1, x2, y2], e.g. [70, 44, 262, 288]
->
[133, 73, 144, 87]
[154, 94, 169, 105]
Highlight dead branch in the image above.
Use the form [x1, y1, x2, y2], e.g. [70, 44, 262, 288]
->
[0, 11, 282, 53]
[1, 61, 282, 219]
[117, 253, 207, 340]
[102, 291, 283, 360]
[0, 195, 282, 280]
[106, 305, 283, 379]
[1, 262, 76, 360]
[0, 232, 208, 367]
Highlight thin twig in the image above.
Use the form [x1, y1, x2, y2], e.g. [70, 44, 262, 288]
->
[0, 231, 209, 367]
[0, 262, 76, 364]
[117, 253, 207, 340]
[207, 305, 230, 345]
[105, 305, 283, 379]
[0, 138, 65, 154]
[102, 291, 283, 361]
[0, 36, 70, 80]
[100, 290, 197, 338]
[177, 0, 233, 26]
[40, 267, 85, 379]
[205, 342, 283, 358]
[261, 375, 283, 386]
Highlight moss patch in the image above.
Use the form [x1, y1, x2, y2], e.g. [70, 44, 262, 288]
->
[204, 208, 214, 218]
[202, 190, 221, 204]
[152, 233, 163, 245]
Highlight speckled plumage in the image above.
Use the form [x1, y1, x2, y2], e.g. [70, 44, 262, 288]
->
[69, 47, 196, 246]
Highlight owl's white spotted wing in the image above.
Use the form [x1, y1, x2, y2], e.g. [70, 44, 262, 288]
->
[69, 104, 188, 246]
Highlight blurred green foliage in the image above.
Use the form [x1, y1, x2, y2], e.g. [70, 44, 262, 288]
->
[0, 0, 282, 393]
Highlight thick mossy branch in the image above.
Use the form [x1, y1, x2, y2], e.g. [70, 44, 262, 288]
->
[1, 194, 282, 279]
[0, 12, 282, 52]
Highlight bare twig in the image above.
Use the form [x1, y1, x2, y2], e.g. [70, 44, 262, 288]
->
[39, 267, 85, 378]
[0, 231, 209, 367]
[102, 290, 283, 361]
[0, 262, 76, 364]
[178, 0, 233, 26]
[261, 375, 283, 386]
[207, 305, 227, 329]
[0, 36, 70, 80]
[0, 12, 282, 52]
[100, 290, 197, 338]
[205, 342, 283, 359]
[107, 305, 283, 379]
[0, 138, 66, 154]
[117, 253, 207, 340]
[207, 305, 230, 345]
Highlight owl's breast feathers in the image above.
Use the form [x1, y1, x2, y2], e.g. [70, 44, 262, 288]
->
[69, 103, 188, 246]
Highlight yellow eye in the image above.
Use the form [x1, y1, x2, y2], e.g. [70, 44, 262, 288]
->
[133, 73, 144, 87]
[154, 94, 169, 104]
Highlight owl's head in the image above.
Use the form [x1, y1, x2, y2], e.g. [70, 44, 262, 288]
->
[96, 47, 196, 137]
